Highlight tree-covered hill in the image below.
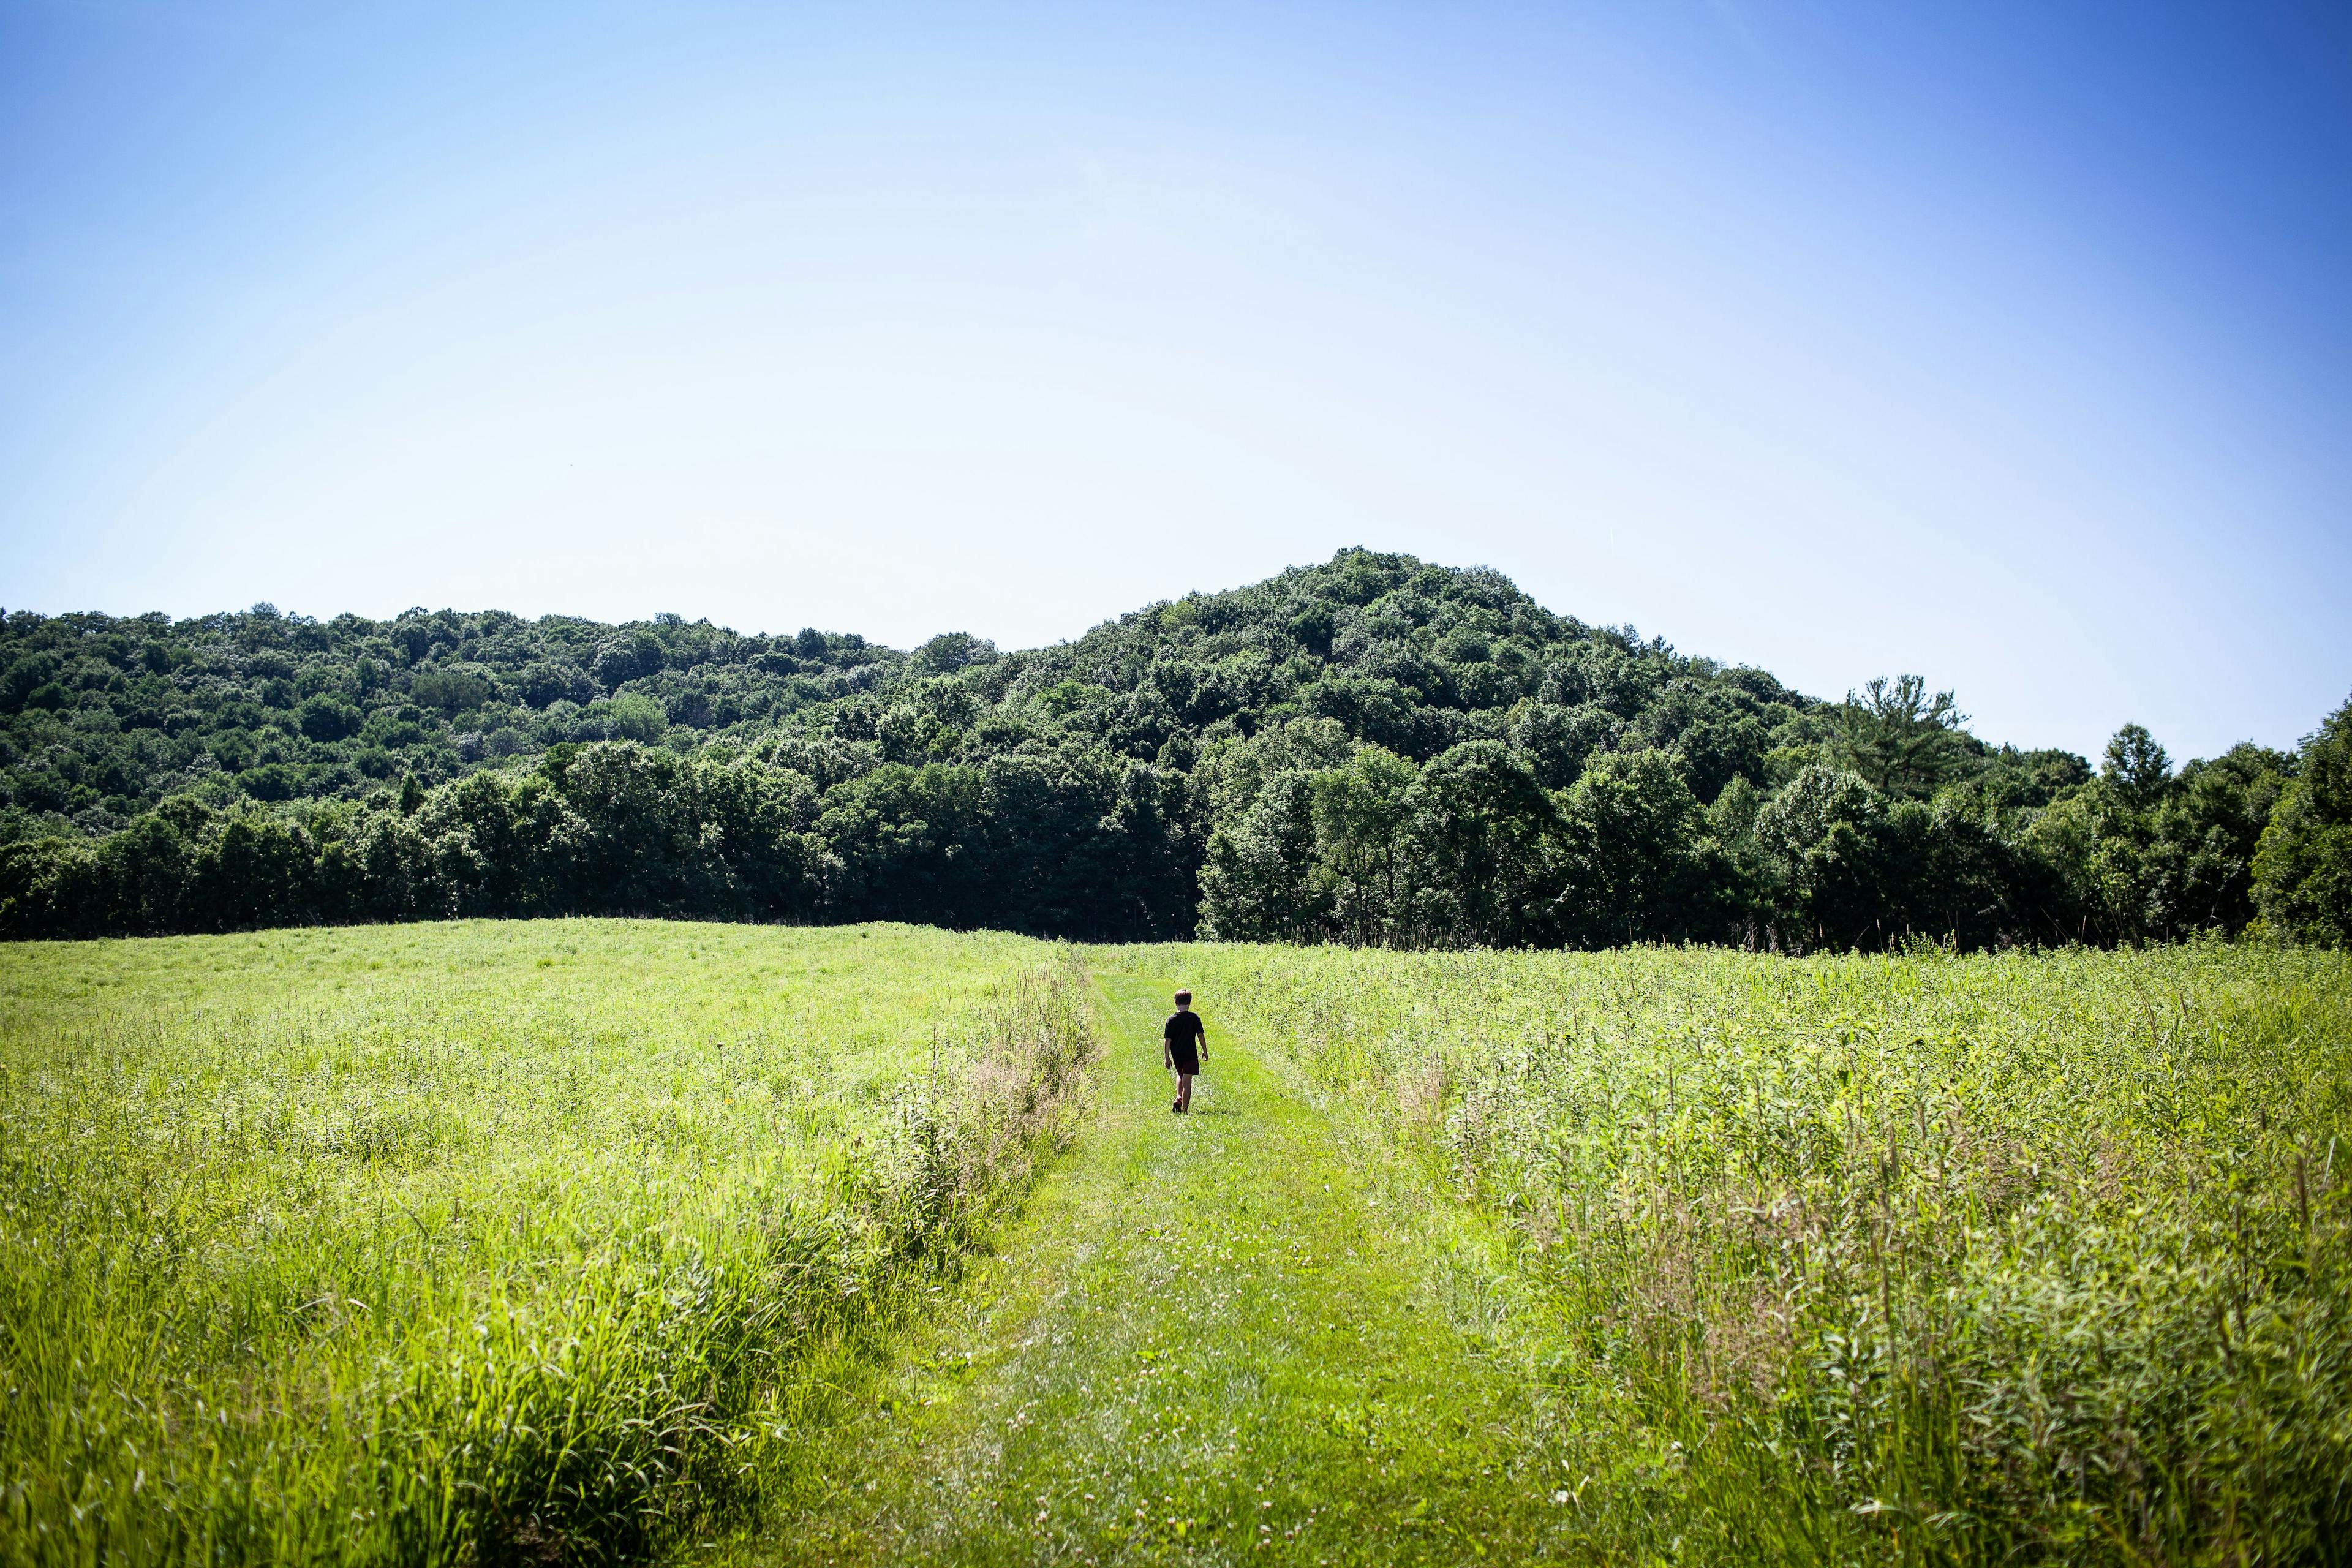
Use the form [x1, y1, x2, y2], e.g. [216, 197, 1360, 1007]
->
[2, 549, 2345, 946]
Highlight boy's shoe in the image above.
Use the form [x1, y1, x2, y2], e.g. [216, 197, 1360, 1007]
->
[1171, 1100, 1181, 1114]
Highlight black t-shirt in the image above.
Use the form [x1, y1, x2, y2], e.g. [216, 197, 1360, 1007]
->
[1164, 1011, 1204, 1054]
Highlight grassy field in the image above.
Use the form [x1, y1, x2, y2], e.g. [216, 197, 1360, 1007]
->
[740, 965, 1577, 1566]
[0, 921, 1096, 1565]
[6, 927, 2350, 1565]
[1129, 941, 2352, 1564]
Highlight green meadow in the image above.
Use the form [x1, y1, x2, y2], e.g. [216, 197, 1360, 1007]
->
[0, 922, 1095, 1564]
[5, 926, 2349, 1564]
[1125, 943, 2352, 1563]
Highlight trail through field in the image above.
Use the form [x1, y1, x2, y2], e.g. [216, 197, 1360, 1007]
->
[751, 968, 1565, 1566]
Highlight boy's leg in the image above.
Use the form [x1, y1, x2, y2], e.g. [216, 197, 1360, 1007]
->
[1177, 1071, 1194, 1110]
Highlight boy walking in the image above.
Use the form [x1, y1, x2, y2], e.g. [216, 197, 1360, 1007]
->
[1164, 989, 1205, 1114]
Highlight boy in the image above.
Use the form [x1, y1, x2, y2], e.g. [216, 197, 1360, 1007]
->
[1164, 989, 1205, 1114]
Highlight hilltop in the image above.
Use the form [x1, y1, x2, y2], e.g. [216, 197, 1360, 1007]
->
[1, 549, 2342, 946]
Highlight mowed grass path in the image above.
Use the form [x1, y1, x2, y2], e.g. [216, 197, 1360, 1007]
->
[748, 967, 1570, 1566]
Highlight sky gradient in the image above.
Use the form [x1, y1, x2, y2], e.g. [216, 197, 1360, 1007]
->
[3, 1, 2346, 763]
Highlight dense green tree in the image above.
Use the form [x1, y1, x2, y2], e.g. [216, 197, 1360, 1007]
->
[914, 632, 1000, 674]
[1398, 742, 1558, 948]
[818, 763, 981, 925]
[592, 629, 667, 689]
[2102, 722, 2173, 810]
[1310, 745, 1417, 944]
[1877, 796, 2043, 951]
[1197, 771, 1325, 942]
[1947, 745, 2094, 811]
[1509, 701, 1619, 789]
[191, 809, 321, 932]
[2254, 696, 2352, 946]
[2023, 782, 2143, 943]
[1833, 675, 1969, 797]
[92, 810, 197, 933]
[1754, 766, 1894, 950]
[518, 660, 596, 709]
[2143, 743, 2291, 935]
[1091, 760, 1198, 940]
[1553, 749, 1732, 945]
[0, 554, 2332, 953]
[298, 694, 363, 742]
[2023, 727, 2291, 944]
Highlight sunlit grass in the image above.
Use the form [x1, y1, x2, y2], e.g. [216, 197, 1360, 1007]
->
[739, 968, 1578, 1567]
[12, 928, 2348, 1565]
[0, 920, 1097, 1566]
[1123, 938, 2352, 1563]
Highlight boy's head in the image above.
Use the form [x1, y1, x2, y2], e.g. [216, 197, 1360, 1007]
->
[1174, 989, 1193, 1009]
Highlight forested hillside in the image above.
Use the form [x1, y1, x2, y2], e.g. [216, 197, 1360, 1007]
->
[2, 549, 2345, 946]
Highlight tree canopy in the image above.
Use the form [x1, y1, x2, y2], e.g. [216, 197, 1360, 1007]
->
[0, 551, 2335, 949]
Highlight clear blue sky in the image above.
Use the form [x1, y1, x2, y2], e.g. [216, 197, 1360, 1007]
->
[2, 1, 2346, 762]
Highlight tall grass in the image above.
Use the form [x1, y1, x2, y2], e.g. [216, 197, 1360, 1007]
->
[1131, 940, 2352, 1564]
[0, 921, 1097, 1566]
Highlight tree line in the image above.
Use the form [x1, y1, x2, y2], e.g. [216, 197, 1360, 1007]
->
[2, 551, 2345, 948]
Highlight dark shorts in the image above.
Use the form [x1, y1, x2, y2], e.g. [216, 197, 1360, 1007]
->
[1168, 1045, 1200, 1076]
